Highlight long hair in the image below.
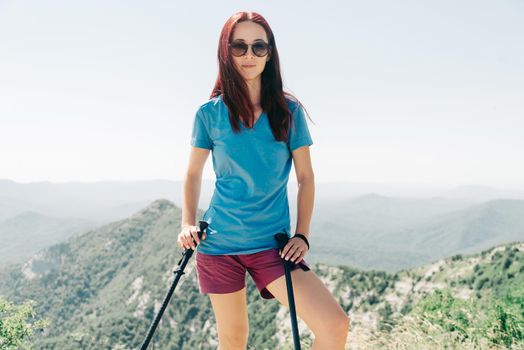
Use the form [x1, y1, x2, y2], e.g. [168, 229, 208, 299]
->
[210, 11, 313, 143]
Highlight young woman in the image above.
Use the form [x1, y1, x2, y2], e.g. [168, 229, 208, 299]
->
[178, 11, 350, 350]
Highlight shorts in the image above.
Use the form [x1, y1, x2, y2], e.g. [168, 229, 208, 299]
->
[195, 247, 311, 299]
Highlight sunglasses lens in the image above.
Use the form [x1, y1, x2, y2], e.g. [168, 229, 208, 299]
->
[253, 43, 269, 57]
[230, 42, 247, 57]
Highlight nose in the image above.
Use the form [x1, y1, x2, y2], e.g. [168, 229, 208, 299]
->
[242, 55, 256, 65]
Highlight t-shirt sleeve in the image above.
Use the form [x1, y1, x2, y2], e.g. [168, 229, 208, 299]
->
[190, 107, 213, 150]
[288, 103, 313, 152]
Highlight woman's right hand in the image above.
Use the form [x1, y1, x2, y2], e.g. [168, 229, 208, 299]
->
[177, 224, 206, 250]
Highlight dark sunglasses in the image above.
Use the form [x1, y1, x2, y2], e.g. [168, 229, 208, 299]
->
[228, 40, 271, 57]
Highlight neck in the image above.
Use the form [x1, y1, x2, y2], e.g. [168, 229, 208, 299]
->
[245, 76, 262, 107]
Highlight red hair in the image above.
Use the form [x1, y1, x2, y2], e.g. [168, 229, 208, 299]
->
[210, 11, 313, 143]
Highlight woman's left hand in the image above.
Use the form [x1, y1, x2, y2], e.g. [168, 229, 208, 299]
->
[280, 236, 309, 264]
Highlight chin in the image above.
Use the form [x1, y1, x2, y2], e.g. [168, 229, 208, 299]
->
[243, 74, 261, 81]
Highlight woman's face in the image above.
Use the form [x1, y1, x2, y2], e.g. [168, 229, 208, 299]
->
[230, 21, 271, 83]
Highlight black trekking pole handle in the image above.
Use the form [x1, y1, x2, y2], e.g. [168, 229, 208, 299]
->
[140, 220, 208, 350]
[274, 232, 301, 350]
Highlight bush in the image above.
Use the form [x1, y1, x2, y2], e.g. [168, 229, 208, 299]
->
[0, 295, 50, 350]
[503, 257, 512, 270]
[451, 254, 463, 261]
[363, 288, 524, 349]
[476, 277, 490, 290]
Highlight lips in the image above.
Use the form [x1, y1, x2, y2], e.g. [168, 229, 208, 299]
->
[242, 65, 256, 68]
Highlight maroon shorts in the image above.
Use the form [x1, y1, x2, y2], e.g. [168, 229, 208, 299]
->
[195, 247, 311, 299]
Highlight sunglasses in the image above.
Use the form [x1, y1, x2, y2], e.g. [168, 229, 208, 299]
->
[228, 40, 271, 57]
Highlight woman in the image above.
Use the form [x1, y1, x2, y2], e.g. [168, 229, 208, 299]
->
[178, 11, 350, 350]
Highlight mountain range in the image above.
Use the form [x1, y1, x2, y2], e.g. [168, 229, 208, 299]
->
[0, 198, 522, 349]
[2, 179, 524, 271]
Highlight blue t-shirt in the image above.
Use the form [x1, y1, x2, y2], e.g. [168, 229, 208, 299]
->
[190, 94, 313, 255]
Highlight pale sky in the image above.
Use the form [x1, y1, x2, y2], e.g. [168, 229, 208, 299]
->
[1, 0, 523, 188]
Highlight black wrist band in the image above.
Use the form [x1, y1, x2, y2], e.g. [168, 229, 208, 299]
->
[293, 233, 310, 250]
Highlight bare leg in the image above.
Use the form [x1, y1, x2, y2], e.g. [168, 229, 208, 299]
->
[265, 268, 350, 349]
[208, 287, 249, 350]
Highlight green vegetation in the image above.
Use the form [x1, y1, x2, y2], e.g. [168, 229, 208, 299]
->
[0, 199, 523, 349]
[362, 243, 524, 349]
[365, 288, 524, 349]
[0, 295, 49, 349]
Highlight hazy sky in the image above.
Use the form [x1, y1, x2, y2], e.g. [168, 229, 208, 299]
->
[1, 0, 523, 188]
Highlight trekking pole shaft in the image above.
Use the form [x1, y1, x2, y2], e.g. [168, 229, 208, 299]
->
[274, 232, 301, 350]
[141, 251, 192, 350]
[284, 261, 301, 350]
[140, 221, 207, 350]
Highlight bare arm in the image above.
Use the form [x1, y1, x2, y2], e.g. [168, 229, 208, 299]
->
[292, 145, 315, 238]
[181, 146, 210, 228]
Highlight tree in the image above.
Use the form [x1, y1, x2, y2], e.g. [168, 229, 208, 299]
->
[0, 294, 49, 350]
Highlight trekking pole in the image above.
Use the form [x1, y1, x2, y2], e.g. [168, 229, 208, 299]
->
[274, 232, 301, 350]
[140, 220, 208, 350]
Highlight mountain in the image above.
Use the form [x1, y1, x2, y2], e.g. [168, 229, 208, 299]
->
[0, 179, 194, 266]
[3, 178, 524, 269]
[2, 180, 524, 271]
[0, 199, 273, 349]
[0, 178, 183, 223]
[0, 211, 96, 266]
[3, 179, 523, 225]
[382, 199, 524, 265]
[309, 193, 477, 234]
[302, 196, 524, 272]
[0, 198, 522, 349]
[444, 184, 524, 200]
